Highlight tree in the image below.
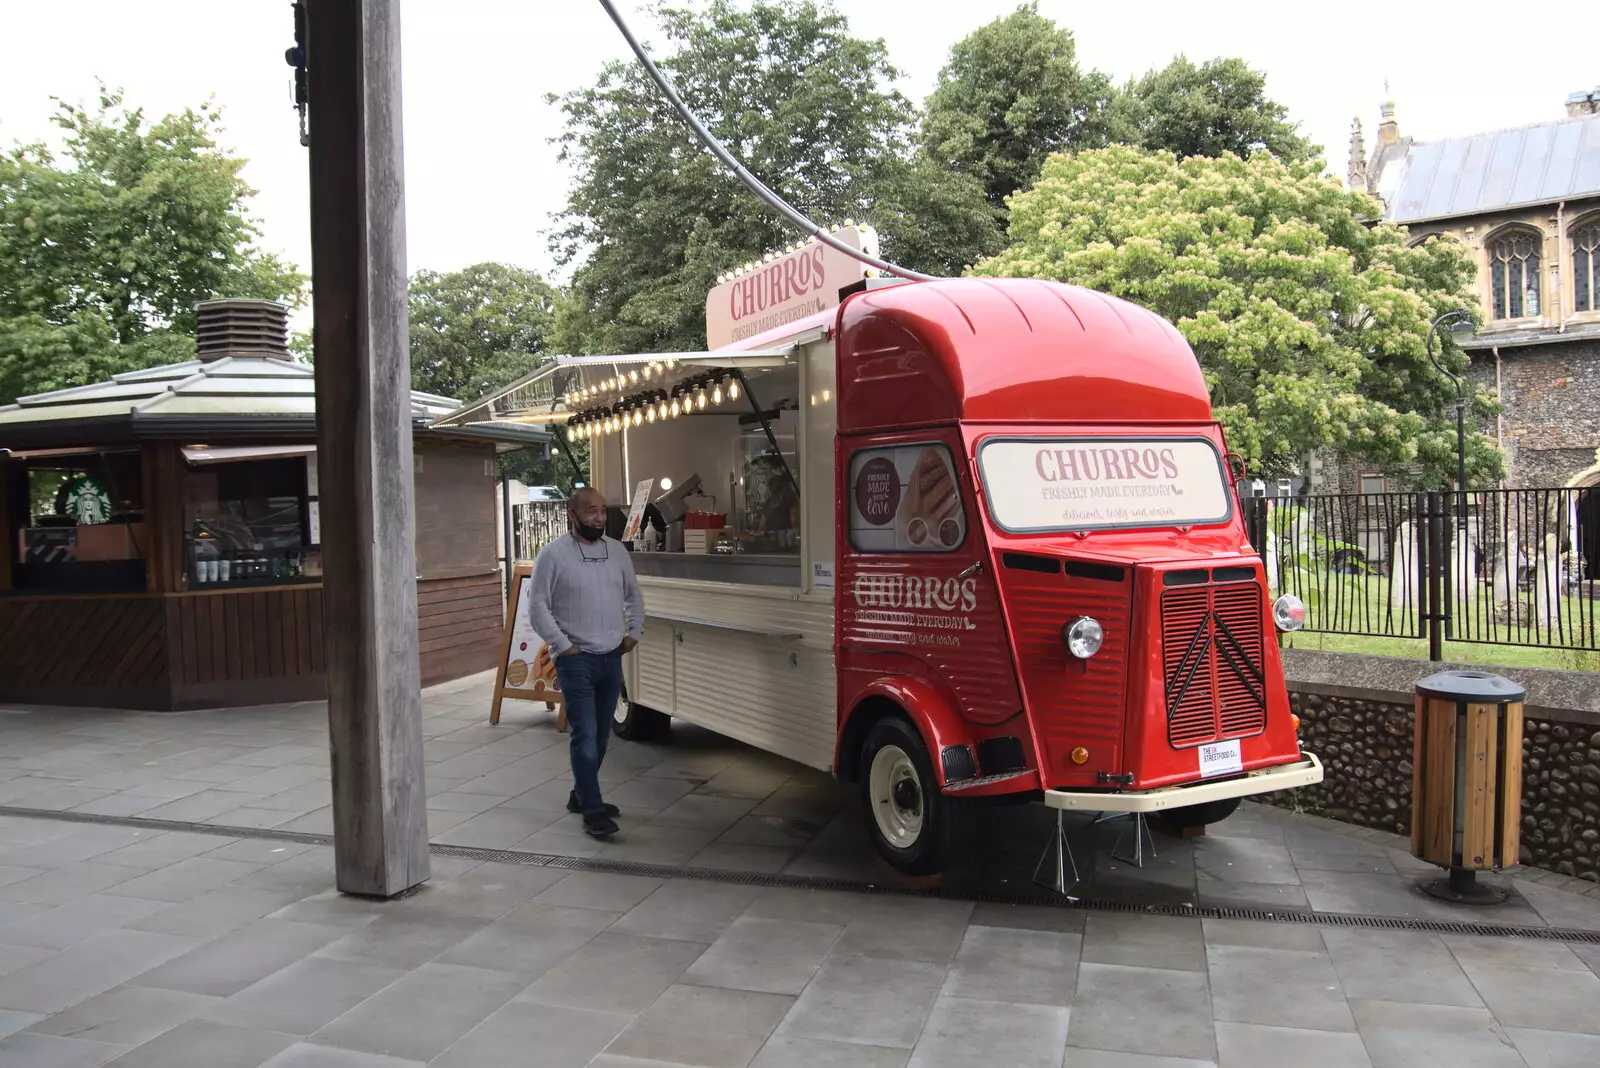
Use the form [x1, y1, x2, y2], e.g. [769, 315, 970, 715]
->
[406, 262, 580, 494]
[1110, 55, 1317, 163]
[920, 3, 1114, 212]
[0, 89, 304, 403]
[974, 146, 1497, 486]
[408, 263, 558, 401]
[551, 0, 992, 355]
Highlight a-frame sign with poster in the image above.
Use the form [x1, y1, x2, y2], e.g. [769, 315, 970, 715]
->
[490, 563, 567, 731]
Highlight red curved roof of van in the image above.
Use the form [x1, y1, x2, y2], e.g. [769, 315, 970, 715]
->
[832, 278, 1213, 434]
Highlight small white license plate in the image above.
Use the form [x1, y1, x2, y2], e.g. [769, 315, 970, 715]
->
[1198, 738, 1243, 778]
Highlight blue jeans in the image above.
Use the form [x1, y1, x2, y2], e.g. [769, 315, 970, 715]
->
[554, 647, 622, 816]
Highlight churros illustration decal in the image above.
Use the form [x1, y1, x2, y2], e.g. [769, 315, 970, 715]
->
[848, 444, 966, 552]
[505, 576, 562, 694]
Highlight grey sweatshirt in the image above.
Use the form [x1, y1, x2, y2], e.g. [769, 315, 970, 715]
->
[526, 534, 645, 655]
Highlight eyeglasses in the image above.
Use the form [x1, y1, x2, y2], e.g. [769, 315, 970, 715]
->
[574, 535, 609, 563]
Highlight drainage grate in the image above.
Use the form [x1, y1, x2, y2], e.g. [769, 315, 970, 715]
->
[5, 804, 1599, 944]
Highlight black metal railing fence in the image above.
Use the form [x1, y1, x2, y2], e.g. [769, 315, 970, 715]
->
[1244, 486, 1600, 656]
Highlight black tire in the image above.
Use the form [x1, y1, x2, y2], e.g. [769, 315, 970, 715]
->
[1164, 796, 1241, 829]
[858, 716, 966, 876]
[613, 693, 669, 742]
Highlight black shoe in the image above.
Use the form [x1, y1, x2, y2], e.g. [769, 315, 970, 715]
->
[569, 791, 619, 818]
[582, 812, 620, 839]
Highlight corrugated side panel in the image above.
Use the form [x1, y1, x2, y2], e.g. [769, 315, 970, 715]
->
[635, 618, 676, 712]
[637, 579, 836, 770]
[995, 566, 1131, 785]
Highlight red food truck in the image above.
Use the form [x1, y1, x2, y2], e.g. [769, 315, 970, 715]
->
[439, 232, 1322, 874]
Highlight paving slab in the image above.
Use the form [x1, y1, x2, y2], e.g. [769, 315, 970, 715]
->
[1213, 1021, 1371, 1068]
[776, 955, 945, 1050]
[99, 1019, 297, 1068]
[309, 962, 528, 1063]
[430, 1000, 631, 1068]
[604, 983, 794, 1068]
[941, 923, 1079, 1006]
[1068, 963, 1216, 1062]
[908, 995, 1071, 1068]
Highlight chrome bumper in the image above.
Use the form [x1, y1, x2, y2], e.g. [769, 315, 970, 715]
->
[1043, 751, 1324, 814]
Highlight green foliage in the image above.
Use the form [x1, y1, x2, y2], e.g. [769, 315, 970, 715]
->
[1263, 504, 1370, 610]
[920, 3, 1115, 211]
[550, 0, 994, 354]
[498, 439, 589, 499]
[408, 263, 558, 401]
[0, 88, 305, 403]
[1109, 55, 1318, 163]
[975, 147, 1500, 486]
[403, 262, 578, 491]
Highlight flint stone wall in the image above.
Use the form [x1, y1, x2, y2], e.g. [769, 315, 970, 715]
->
[1278, 649, 1600, 882]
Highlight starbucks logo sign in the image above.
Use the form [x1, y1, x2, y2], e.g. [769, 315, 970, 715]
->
[64, 476, 112, 525]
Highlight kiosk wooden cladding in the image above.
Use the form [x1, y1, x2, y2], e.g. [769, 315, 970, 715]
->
[1412, 693, 1525, 871]
[490, 563, 566, 731]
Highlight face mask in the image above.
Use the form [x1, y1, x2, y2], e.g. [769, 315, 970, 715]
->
[575, 520, 605, 542]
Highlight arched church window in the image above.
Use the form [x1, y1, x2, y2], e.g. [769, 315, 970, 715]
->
[1487, 229, 1541, 320]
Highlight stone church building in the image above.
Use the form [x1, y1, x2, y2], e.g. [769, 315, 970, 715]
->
[1337, 89, 1600, 493]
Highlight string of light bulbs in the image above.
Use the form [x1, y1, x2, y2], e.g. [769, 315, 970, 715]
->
[566, 370, 742, 442]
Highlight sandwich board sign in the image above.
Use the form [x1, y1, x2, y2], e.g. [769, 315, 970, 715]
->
[490, 563, 566, 731]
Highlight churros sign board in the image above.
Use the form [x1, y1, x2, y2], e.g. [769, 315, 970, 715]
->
[977, 437, 1231, 533]
[848, 444, 966, 552]
[705, 225, 876, 349]
[490, 565, 565, 729]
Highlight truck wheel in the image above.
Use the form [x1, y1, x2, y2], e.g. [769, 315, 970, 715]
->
[860, 717, 964, 876]
[1164, 797, 1241, 829]
[613, 695, 669, 742]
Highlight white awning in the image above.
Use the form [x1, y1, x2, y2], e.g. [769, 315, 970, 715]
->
[181, 444, 317, 465]
[429, 347, 795, 430]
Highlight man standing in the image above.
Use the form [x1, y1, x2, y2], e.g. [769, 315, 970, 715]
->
[527, 487, 644, 838]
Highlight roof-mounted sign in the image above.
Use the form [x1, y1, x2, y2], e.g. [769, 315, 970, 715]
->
[705, 223, 877, 349]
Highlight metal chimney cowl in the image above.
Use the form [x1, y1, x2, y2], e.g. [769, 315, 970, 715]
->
[192, 298, 292, 363]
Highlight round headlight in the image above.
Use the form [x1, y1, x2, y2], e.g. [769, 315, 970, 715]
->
[1063, 616, 1104, 659]
[1273, 594, 1306, 632]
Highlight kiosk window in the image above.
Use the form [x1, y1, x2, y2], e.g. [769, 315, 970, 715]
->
[848, 444, 967, 553]
[185, 458, 311, 584]
[11, 451, 147, 593]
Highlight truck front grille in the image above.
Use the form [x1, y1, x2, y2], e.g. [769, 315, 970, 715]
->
[1161, 583, 1267, 748]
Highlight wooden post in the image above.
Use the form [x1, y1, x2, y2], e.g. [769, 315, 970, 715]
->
[141, 443, 184, 594]
[307, 0, 430, 897]
[0, 459, 20, 592]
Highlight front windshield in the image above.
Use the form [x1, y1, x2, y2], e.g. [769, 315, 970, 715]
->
[976, 436, 1232, 534]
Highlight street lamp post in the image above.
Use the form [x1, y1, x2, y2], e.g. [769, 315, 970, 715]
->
[1427, 310, 1477, 649]
[1426, 309, 1476, 500]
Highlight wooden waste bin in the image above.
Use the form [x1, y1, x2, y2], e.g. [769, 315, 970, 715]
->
[1411, 670, 1526, 902]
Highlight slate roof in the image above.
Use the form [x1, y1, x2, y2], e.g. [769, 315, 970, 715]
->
[1374, 112, 1600, 224]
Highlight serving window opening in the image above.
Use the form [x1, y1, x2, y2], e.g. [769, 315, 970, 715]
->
[182, 448, 318, 587]
[601, 360, 803, 587]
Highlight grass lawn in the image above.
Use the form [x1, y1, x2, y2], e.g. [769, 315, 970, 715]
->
[1282, 629, 1600, 673]
[1276, 569, 1600, 672]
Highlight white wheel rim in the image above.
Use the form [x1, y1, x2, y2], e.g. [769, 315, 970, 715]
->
[868, 744, 924, 849]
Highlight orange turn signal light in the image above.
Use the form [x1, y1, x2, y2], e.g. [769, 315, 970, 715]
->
[1070, 746, 1090, 765]
[1290, 714, 1302, 731]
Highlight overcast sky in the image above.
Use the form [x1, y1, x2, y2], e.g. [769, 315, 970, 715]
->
[2, 0, 1592, 315]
